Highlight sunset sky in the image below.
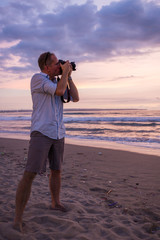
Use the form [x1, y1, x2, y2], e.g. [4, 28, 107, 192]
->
[0, 0, 160, 110]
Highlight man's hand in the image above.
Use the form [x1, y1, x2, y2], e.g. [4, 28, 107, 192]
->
[55, 61, 71, 96]
[60, 61, 72, 76]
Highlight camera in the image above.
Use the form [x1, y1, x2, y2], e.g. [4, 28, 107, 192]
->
[59, 59, 76, 74]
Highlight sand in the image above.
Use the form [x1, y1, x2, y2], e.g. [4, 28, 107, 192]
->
[0, 137, 160, 240]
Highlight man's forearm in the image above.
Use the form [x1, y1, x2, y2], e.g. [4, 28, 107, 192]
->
[68, 77, 79, 102]
[55, 71, 68, 96]
[55, 61, 71, 96]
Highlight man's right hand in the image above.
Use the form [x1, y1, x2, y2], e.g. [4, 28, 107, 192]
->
[55, 61, 71, 96]
[60, 61, 72, 76]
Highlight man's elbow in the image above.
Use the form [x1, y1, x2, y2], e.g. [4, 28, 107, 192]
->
[55, 89, 66, 96]
[73, 95, 79, 102]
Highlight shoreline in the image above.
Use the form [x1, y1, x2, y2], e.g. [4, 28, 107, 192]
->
[65, 137, 160, 157]
[0, 134, 160, 157]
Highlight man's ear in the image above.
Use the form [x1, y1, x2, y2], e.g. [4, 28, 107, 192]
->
[44, 65, 49, 74]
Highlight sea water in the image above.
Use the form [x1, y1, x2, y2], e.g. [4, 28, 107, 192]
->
[0, 109, 160, 154]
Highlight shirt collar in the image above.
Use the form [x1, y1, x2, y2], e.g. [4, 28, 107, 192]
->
[40, 72, 49, 78]
[40, 72, 57, 82]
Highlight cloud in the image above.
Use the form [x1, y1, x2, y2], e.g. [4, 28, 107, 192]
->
[0, 0, 160, 74]
[109, 75, 136, 82]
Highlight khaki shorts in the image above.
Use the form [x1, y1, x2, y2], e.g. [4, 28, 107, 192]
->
[25, 131, 64, 174]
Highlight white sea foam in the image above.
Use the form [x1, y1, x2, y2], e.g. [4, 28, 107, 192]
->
[0, 109, 160, 151]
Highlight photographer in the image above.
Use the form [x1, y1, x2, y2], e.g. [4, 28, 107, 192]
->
[13, 52, 79, 232]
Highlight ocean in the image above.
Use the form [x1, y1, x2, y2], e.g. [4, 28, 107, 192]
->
[0, 109, 160, 154]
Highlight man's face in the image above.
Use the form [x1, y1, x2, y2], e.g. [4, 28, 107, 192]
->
[47, 54, 61, 78]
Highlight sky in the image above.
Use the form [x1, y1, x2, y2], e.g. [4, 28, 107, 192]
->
[0, 0, 160, 110]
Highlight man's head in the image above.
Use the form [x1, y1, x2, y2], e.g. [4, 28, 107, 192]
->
[38, 52, 61, 78]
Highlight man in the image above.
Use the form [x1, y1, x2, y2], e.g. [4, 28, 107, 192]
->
[13, 52, 79, 232]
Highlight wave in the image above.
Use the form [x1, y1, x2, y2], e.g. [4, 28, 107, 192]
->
[0, 110, 32, 113]
[0, 130, 29, 135]
[65, 127, 155, 134]
[0, 116, 31, 121]
[66, 134, 160, 144]
[64, 116, 160, 123]
[0, 129, 159, 144]
[0, 115, 160, 123]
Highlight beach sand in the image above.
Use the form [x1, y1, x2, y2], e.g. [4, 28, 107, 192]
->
[0, 137, 160, 240]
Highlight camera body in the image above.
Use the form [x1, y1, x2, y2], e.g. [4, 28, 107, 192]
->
[59, 59, 76, 74]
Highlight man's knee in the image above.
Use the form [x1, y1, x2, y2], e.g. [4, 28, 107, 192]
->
[23, 171, 37, 182]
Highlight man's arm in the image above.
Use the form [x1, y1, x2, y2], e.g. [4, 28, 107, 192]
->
[68, 77, 79, 102]
[55, 61, 71, 96]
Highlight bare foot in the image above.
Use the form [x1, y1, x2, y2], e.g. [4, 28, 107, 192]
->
[50, 204, 67, 212]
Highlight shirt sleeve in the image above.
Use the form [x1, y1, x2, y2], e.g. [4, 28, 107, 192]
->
[31, 74, 57, 96]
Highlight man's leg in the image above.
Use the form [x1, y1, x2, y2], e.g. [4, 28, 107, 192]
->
[13, 171, 36, 231]
[49, 169, 66, 211]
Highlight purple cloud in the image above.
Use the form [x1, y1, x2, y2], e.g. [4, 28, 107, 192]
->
[0, 0, 160, 74]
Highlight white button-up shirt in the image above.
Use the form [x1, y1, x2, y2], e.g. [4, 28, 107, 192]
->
[30, 72, 65, 139]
